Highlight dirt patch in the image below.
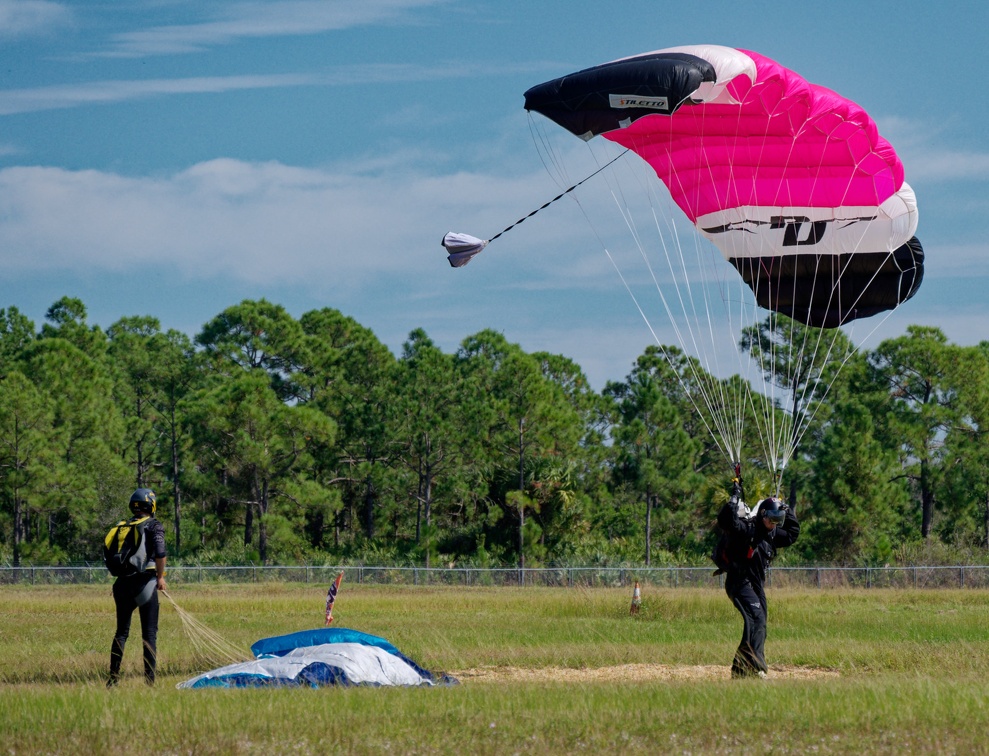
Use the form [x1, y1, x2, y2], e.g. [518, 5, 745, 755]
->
[449, 663, 839, 683]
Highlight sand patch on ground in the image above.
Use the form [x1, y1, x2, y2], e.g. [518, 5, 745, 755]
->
[450, 663, 839, 683]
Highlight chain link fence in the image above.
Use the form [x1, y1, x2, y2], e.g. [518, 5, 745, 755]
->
[3, 564, 989, 589]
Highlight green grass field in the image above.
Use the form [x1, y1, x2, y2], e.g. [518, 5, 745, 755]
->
[2, 583, 988, 754]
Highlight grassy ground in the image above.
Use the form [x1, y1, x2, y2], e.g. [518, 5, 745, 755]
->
[1, 583, 988, 754]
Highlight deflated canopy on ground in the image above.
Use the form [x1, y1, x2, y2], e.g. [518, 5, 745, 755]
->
[177, 627, 458, 689]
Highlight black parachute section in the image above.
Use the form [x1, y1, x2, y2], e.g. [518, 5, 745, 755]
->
[731, 236, 925, 328]
[523, 52, 717, 140]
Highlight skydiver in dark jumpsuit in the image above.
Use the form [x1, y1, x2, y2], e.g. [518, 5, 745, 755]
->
[717, 484, 799, 678]
[108, 488, 168, 687]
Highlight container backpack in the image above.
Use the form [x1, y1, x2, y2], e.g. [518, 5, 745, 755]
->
[710, 528, 757, 576]
[103, 515, 152, 577]
[711, 530, 733, 576]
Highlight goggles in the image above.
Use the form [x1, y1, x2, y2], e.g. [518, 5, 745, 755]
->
[763, 507, 785, 526]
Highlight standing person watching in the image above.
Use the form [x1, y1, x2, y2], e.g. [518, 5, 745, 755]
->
[717, 482, 799, 679]
[107, 488, 167, 687]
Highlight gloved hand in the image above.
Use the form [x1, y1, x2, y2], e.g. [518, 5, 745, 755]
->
[731, 477, 743, 497]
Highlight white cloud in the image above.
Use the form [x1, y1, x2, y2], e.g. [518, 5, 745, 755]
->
[0, 0, 70, 39]
[875, 115, 989, 184]
[920, 241, 989, 277]
[0, 74, 318, 115]
[907, 149, 989, 183]
[0, 61, 541, 115]
[100, 0, 450, 57]
[0, 157, 593, 288]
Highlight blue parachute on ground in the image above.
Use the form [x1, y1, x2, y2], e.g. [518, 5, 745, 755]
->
[177, 628, 457, 689]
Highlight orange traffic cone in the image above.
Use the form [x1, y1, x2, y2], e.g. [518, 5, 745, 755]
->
[630, 580, 641, 615]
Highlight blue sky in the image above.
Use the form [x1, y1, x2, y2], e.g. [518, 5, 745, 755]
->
[1, 0, 986, 389]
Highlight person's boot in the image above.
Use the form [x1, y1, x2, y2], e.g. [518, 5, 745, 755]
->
[143, 642, 156, 686]
[108, 640, 124, 688]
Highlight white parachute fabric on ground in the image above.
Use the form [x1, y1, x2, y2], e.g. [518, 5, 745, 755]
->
[177, 628, 453, 688]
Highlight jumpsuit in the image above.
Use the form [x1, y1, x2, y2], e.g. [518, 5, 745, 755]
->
[109, 516, 167, 685]
[717, 500, 799, 677]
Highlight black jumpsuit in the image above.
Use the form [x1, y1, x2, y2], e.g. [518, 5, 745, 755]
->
[717, 500, 799, 677]
[109, 516, 166, 685]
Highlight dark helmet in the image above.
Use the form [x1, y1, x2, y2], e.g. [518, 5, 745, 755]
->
[758, 497, 785, 526]
[129, 488, 157, 515]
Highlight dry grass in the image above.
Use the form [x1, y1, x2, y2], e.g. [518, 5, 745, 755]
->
[453, 662, 840, 683]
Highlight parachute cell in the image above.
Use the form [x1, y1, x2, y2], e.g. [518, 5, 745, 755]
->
[523, 44, 923, 327]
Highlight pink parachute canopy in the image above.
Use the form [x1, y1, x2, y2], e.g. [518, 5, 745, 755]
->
[523, 45, 923, 327]
[601, 48, 902, 221]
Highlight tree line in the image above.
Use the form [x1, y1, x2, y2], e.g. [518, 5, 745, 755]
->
[1, 296, 987, 568]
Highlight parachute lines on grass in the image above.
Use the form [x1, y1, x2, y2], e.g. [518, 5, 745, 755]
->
[162, 591, 251, 669]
